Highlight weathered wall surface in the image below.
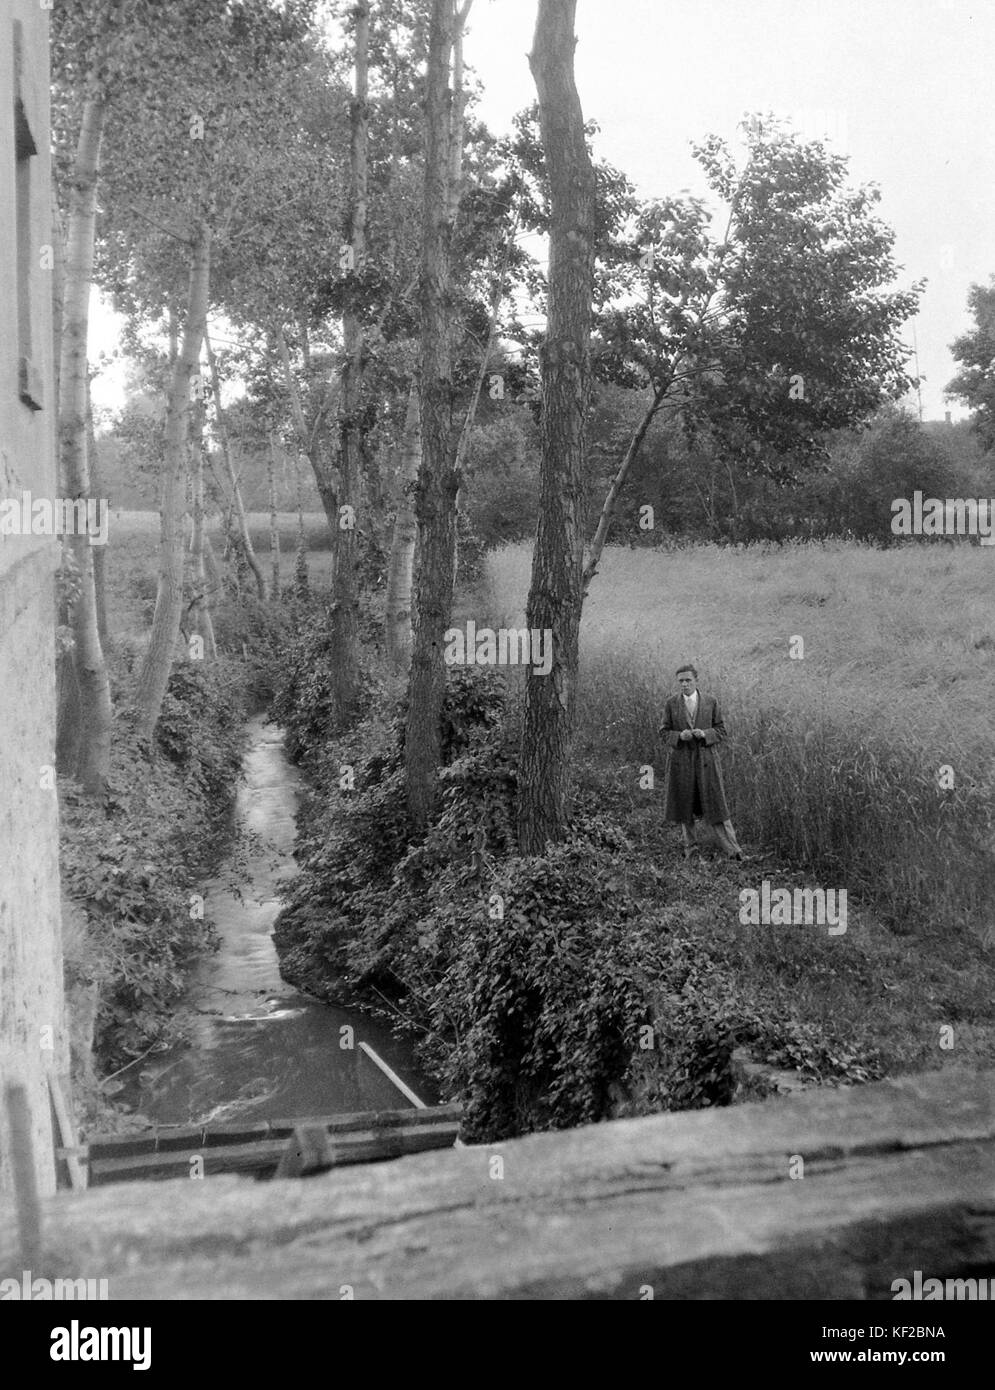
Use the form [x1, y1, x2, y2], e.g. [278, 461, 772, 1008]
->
[0, 0, 68, 1198]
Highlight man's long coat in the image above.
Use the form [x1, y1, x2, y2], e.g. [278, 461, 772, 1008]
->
[658, 692, 731, 824]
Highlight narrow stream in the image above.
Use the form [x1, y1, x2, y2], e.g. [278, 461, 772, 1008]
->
[130, 715, 435, 1125]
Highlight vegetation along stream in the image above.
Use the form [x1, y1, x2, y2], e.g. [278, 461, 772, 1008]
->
[126, 716, 434, 1125]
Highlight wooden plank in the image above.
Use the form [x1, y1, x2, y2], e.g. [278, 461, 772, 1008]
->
[86, 1131, 158, 1158]
[358, 1041, 427, 1108]
[266, 1104, 462, 1136]
[48, 1074, 87, 1192]
[87, 1122, 461, 1184]
[199, 1122, 272, 1150]
[87, 1104, 463, 1160]
[90, 1138, 289, 1183]
[24, 1069, 994, 1298]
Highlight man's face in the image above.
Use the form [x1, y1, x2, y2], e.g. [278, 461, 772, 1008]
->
[677, 671, 697, 696]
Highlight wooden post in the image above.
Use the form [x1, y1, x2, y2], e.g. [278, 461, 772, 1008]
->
[274, 1125, 334, 1179]
[4, 1082, 43, 1271]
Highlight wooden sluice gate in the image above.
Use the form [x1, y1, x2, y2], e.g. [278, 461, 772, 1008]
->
[85, 1103, 463, 1185]
[78, 1036, 454, 1185]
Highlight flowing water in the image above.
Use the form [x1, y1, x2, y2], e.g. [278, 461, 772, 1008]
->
[130, 716, 435, 1125]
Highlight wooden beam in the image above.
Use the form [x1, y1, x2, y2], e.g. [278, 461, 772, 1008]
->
[86, 1104, 462, 1162]
[12, 1071, 995, 1299]
[357, 1042, 427, 1108]
[87, 1116, 461, 1185]
[48, 1074, 86, 1192]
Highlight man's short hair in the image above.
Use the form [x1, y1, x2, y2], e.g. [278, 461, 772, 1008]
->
[676, 663, 698, 678]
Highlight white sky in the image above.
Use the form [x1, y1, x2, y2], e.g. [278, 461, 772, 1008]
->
[93, 0, 995, 422]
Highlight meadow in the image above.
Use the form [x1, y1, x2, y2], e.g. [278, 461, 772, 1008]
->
[480, 540, 995, 940]
[101, 510, 335, 643]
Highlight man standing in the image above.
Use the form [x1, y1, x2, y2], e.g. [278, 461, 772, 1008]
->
[658, 664, 745, 860]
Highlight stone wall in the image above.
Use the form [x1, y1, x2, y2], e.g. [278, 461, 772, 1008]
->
[0, 0, 68, 1198]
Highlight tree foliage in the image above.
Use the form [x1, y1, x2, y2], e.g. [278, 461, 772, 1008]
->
[947, 278, 995, 451]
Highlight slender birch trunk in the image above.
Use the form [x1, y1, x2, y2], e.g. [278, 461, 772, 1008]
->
[205, 330, 266, 599]
[86, 378, 109, 648]
[188, 441, 217, 660]
[331, 0, 369, 725]
[581, 385, 666, 594]
[293, 451, 309, 598]
[59, 91, 112, 794]
[276, 324, 340, 540]
[385, 379, 421, 672]
[136, 221, 211, 739]
[268, 432, 281, 600]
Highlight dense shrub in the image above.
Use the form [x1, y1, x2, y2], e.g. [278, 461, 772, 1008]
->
[416, 836, 650, 1140]
[60, 660, 245, 1069]
[274, 665, 512, 993]
[269, 606, 380, 762]
[155, 661, 244, 800]
[212, 592, 297, 709]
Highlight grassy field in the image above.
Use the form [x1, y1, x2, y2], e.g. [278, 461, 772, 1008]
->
[477, 539, 995, 1084]
[102, 510, 334, 643]
[482, 539, 995, 937]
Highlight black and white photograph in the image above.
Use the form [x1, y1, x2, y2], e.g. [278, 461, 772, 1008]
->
[1, 0, 993, 1343]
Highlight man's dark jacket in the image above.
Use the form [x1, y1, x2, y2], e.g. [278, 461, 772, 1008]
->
[658, 692, 731, 824]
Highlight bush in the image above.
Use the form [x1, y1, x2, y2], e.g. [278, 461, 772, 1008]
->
[269, 606, 380, 762]
[417, 836, 650, 1141]
[60, 660, 245, 1070]
[155, 660, 244, 801]
[213, 592, 296, 709]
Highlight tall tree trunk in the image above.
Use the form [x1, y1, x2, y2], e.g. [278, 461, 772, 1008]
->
[293, 451, 309, 599]
[86, 378, 109, 649]
[268, 432, 281, 600]
[385, 379, 421, 672]
[203, 528, 223, 609]
[188, 440, 217, 660]
[276, 324, 340, 539]
[517, 0, 597, 853]
[205, 330, 266, 599]
[404, 0, 460, 830]
[52, 188, 79, 772]
[59, 91, 112, 795]
[136, 222, 211, 739]
[330, 0, 370, 726]
[447, 2, 473, 225]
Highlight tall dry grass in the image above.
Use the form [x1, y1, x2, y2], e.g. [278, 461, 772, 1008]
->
[480, 540, 995, 936]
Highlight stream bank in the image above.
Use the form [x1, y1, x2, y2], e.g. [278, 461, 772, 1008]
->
[127, 716, 434, 1125]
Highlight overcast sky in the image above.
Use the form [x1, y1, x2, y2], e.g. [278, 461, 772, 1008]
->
[92, 0, 993, 422]
[461, 0, 995, 421]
